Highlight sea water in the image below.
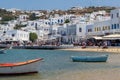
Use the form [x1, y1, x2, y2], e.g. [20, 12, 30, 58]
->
[0, 49, 120, 80]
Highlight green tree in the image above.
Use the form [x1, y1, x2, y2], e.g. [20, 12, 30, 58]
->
[14, 24, 26, 30]
[2, 15, 15, 21]
[29, 33, 38, 42]
[64, 19, 70, 23]
[0, 21, 7, 24]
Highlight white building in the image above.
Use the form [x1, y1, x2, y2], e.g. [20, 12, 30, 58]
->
[87, 20, 111, 37]
[18, 14, 29, 22]
[49, 17, 64, 25]
[37, 24, 52, 40]
[48, 14, 74, 25]
[31, 11, 44, 17]
[70, 6, 83, 10]
[87, 9, 120, 37]
[110, 8, 120, 34]
[6, 8, 21, 13]
[0, 30, 29, 42]
[0, 24, 14, 32]
[59, 23, 88, 43]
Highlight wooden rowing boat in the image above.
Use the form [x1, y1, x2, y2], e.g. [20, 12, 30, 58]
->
[0, 58, 43, 74]
[71, 55, 108, 62]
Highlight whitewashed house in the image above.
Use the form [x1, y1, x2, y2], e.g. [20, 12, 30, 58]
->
[18, 14, 29, 22]
[85, 11, 111, 38]
[70, 6, 83, 10]
[110, 8, 120, 34]
[49, 17, 64, 25]
[2, 30, 30, 42]
[37, 24, 52, 40]
[86, 20, 111, 37]
[60, 23, 88, 44]
[31, 11, 44, 17]
[86, 9, 120, 38]
[6, 8, 21, 13]
[0, 24, 14, 33]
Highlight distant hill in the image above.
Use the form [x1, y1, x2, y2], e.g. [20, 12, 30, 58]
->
[0, 9, 17, 22]
[44, 6, 116, 18]
[0, 6, 116, 21]
[67, 6, 116, 15]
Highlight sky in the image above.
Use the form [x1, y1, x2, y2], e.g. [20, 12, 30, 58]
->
[0, 0, 120, 10]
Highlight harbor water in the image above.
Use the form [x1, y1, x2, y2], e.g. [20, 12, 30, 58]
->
[0, 49, 120, 80]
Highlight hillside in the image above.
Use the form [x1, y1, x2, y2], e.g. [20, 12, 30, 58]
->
[0, 9, 17, 22]
[0, 6, 116, 21]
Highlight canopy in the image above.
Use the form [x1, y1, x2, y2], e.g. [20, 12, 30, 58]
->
[103, 34, 120, 40]
[92, 36, 103, 40]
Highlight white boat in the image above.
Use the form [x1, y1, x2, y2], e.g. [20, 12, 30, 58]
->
[0, 49, 6, 54]
[0, 47, 11, 54]
[0, 58, 43, 74]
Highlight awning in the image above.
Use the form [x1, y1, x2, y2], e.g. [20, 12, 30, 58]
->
[93, 36, 103, 40]
[103, 34, 120, 40]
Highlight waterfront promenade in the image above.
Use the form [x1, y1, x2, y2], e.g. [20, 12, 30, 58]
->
[2, 43, 120, 53]
[11, 45, 120, 53]
[61, 46, 120, 53]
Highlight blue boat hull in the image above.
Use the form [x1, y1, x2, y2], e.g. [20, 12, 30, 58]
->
[71, 55, 108, 62]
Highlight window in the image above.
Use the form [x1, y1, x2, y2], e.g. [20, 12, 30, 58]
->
[94, 28, 97, 32]
[117, 13, 119, 18]
[117, 24, 119, 29]
[79, 28, 82, 32]
[105, 26, 107, 30]
[58, 19, 60, 23]
[61, 20, 63, 23]
[102, 26, 105, 30]
[12, 34, 15, 37]
[114, 24, 116, 29]
[97, 27, 99, 31]
[111, 14, 113, 19]
[88, 29, 92, 32]
[3, 31, 6, 34]
[111, 24, 114, 29]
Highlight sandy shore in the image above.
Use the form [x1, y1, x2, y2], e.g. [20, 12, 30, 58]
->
[43, 46, 120, 80]
[47, 54, 120, 80]
[61, 46, 120, 53]
[48, 68, 120, 80]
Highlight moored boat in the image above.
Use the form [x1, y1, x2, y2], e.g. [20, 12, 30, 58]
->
[71, 55, 108, 62]
[0, 49, 6, 54]
[0, 47, 11, 54]
[0, 58, 43, 74]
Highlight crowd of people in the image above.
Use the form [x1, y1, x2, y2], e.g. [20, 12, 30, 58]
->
[73, 40, 108, 49]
